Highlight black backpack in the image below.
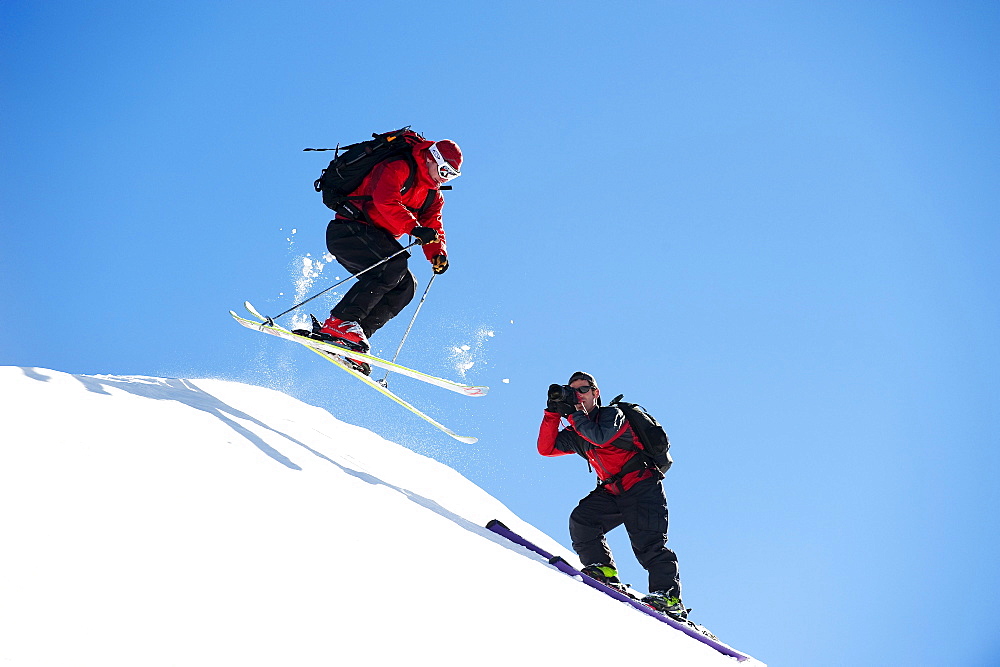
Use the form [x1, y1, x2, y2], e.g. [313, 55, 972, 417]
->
[308, 127, 447, 221]
[609, 394, 673, 474]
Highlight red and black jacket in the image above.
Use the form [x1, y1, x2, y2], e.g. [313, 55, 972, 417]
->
[537, 406, 655, 494]
[335, 140, 447, 263]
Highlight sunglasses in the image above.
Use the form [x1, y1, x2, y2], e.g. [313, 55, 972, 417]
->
[573, 385, 595, 394]
[428, 143, 461, 181]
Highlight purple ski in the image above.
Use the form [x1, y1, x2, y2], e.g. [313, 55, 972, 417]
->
[485, 520, 750, 662]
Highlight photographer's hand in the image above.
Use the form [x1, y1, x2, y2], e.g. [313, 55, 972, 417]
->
[546, 398, 575, 416]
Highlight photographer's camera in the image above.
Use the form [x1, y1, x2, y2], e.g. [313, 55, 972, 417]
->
[546, 384, 577, 416]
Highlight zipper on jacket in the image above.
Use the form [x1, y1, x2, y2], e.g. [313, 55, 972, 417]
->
[586, 450, 613, 484]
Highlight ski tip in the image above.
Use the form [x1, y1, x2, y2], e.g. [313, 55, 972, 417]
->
[455, 435, 478, 444]
[463, 386, 490, 397]
[244, 301, 264, 320]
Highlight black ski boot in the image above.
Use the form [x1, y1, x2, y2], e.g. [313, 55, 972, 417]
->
[581, 564, 628, 593]
[642, 592, 689, 620]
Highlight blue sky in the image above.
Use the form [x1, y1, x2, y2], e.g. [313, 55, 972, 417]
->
[3, 2, 998, 664]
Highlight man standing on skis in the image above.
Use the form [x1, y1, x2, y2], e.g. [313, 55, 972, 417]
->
[537, 371, 686, 619]
[305, 136, 462, 359]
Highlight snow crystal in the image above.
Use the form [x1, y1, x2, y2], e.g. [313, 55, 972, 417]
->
[448, 327, 498, 378]
[288, 254, 330, 330]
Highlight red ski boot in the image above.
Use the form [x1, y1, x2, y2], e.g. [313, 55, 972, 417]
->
[293, 315, 371, 375]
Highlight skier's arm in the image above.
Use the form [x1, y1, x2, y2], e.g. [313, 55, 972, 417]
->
[537, 411, 579, 457]
[566, 407, 629, 447]
[415, 193, 446, 261]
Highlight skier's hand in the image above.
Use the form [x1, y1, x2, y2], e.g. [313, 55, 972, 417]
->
[411, 226, 438, 245]
[546, 399, 575, 416]
[431, 254, 449, 275]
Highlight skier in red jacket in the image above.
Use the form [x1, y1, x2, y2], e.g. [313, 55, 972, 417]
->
[306, 137, 462, 364]
[538, 371, 685, 619]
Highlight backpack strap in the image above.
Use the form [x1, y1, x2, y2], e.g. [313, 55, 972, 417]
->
[409, 188, 439, 217]
[398, 152, 419, 196]
[595, 454, 653, 494]
[607, 395, 640, 451]
[334, 198, 369, 222]
[335, 155, 423, 224]
[599, 395, 664, 489]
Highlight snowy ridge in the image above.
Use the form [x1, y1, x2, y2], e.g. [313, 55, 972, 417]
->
[0, 367, 763, 666]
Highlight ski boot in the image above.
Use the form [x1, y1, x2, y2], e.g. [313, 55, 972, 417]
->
[581, 564, 628, 593]
[641, 592, 689, 620]
[292, 315, 372, 375]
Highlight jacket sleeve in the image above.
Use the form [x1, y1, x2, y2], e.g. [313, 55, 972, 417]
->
[416, 191, 446, 261]
[538, 411, 579, 457]
[369, 160, 420, 237]
[566, 407, 629, 447]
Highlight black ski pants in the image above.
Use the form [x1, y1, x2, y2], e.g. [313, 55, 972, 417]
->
[325, 220, 416, 338]
[569, 477, 681, 597]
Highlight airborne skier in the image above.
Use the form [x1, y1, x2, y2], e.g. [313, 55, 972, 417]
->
[300, 131, 462, 365]
[231, 129, 475, 440]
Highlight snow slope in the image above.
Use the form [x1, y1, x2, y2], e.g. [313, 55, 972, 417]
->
[0, 367, 762, 666]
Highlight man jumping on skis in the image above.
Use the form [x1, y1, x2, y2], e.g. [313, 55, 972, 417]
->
[537, 371, 686, 619]
[302, 136, 462, 367]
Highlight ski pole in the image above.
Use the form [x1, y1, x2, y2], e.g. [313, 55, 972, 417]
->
[377, 273, 437, 388]
[265, 240, 420, 324]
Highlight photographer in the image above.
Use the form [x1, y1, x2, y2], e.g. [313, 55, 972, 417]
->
[537, 371, 685, 619]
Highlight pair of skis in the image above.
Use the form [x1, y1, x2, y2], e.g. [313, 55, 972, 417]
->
[231, 302, 486, 443]
[485, 520, 751, 662]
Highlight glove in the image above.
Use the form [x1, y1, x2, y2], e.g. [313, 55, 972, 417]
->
[546, 399, 575, 416]
[431, 254, 449, 275]
[411, 226, 438, 245]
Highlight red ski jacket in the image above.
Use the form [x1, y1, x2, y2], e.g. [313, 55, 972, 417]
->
[537, 407, 654, 494]
[336, 140, 447, 262]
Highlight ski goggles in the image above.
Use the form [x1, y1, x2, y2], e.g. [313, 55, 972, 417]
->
[428, 143, 461, 181]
